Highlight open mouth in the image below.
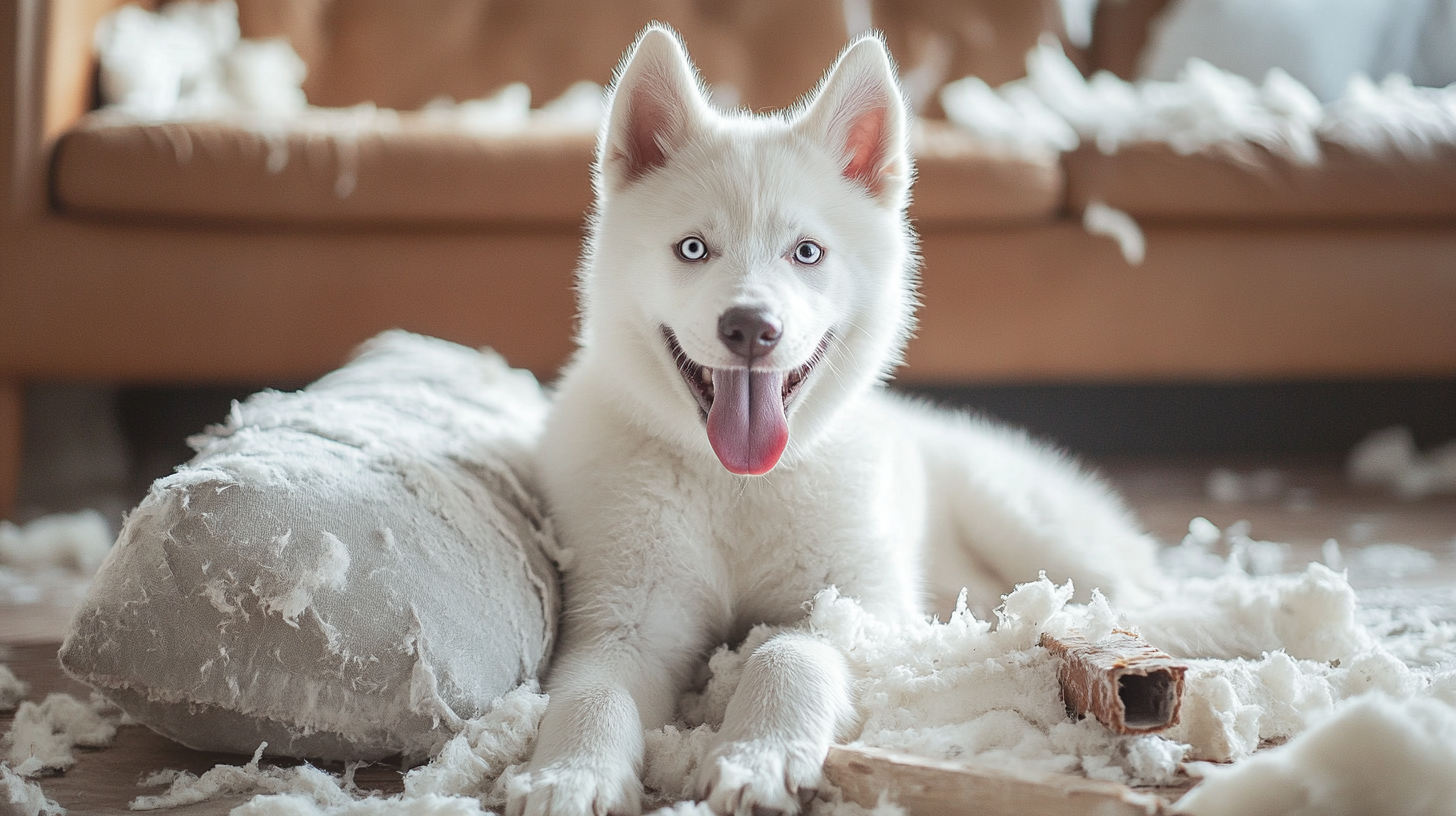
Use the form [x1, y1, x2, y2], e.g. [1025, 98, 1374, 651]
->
[662, 328, 828, 418]
[663, 327, 830, 475]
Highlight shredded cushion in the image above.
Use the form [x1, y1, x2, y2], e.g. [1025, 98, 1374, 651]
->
[59, 331, 559, 762]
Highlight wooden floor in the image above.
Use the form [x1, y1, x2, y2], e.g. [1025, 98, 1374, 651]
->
[3, 457, 1455, 814]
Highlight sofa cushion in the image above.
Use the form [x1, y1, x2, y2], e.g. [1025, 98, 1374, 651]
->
[52, 113, 1065, 227]
[52, 112, 598, 226]
[911, 120, 1065, 225]
[1064, 141, 1456, 223]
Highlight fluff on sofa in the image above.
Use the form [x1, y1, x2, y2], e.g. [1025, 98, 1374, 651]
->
[58, 331, 560, 761]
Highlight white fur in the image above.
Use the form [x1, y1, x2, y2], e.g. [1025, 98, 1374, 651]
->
[508, 25, 1160, 816]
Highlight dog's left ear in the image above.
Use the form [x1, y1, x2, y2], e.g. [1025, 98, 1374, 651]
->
[796, 36, 910, 209]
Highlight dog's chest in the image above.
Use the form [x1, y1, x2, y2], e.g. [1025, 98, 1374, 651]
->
[697, 445, 920, 626]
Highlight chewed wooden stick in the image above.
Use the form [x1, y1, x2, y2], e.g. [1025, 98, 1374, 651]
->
[1040, 630, 1188, 735]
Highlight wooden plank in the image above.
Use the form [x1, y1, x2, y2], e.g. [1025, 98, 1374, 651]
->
[1041, 631, 1188, 735]
[824, 745, 1183, 816]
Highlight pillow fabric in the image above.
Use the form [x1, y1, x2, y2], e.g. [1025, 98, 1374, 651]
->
[59, 331, 560, 762]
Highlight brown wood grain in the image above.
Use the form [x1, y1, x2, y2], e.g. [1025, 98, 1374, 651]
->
[824, 744, 1188, 816]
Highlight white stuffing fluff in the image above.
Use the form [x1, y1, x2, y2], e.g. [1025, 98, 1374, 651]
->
[938, 74, 1078, 155]
[1348, 426, 1456, 499]
[0, 665, 27, 711]
[234, 793, 492, 816]
[941, 37, 1325, 162]
[1205, 468, 1286, 504]
[95, 0, 306, 119]
[533, 81, 609, 130]
[643, 581, 1189, 792]
[423, 84, 533, 134]
[124, 687, 548, 814]
[91, 0, 605, 201]
[94, 0, 606, 136]
[1058, 0, 1100, 49]
[4, 692, 124, 776]
[941, 36, 1456, 162]
[1175, 695, 1456, 816]
[400, 684, 546, 805]
[420, 82, 607, 134]
[0, 510, 113, 575]
[130, 743, 355, 810]
[1322, 74, 1456, 159]
[1348, 544, 1440, 581]
[1081, 200, 1146, 265]
[0, 764, 64, 816]
[146, 526, 1456, 815]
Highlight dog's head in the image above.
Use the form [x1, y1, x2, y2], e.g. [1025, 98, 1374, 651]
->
[576, 24, 916, 475]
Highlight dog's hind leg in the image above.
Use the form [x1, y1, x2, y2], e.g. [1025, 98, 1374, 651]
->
[695, 632, 855, 815]
[907, 403, 1162, 615]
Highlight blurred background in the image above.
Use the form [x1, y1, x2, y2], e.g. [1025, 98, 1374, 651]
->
[2, 0, 1455, 533]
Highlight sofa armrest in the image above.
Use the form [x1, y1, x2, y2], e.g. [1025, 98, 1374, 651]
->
[1, 0, 136, 221]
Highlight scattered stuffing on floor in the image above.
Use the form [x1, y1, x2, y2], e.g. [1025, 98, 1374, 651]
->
[0, 763, 64, 816]
[0, 666, 27, 711]
[1176, 694, 1456, 816]
[1349, 426, 1456, 499]
[3, 692, 126, 776]
[0, 510, 113, 575]
[130, 743, 357, 811]
[1205, 468, 1288, 504]
[8, 513, 1449, 815]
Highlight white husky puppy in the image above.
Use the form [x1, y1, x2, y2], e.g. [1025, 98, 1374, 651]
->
[510, 25, 1160, 816]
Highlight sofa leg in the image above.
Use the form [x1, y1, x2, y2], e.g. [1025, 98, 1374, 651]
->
[0, 380, 22, 522]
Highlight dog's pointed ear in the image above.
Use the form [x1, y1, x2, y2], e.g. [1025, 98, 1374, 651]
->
[600, 25, 706, 191]
[796, 36, 910, 208]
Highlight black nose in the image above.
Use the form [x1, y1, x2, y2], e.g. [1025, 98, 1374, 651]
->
[718, 307, 781, 360]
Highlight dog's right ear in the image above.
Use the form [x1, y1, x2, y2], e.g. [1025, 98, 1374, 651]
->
[599, 25, 706, 191]
[794, 36, 910, 209]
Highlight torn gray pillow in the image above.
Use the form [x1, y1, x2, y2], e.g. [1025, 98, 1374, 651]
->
[59, 331, 560, 762]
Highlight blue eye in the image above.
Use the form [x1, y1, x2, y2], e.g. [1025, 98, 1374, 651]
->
[676, 236, 708, 261]
[793, 240, 824, 265]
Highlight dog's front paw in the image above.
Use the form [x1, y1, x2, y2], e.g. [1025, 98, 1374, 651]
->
[506, 760, 643, 816]
[694, 738, 825, 816]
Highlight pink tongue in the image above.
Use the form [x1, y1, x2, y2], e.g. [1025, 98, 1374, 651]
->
[706, 368, 789, 475]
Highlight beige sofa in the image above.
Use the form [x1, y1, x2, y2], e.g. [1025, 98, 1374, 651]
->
[3, 0, 1454, 518]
